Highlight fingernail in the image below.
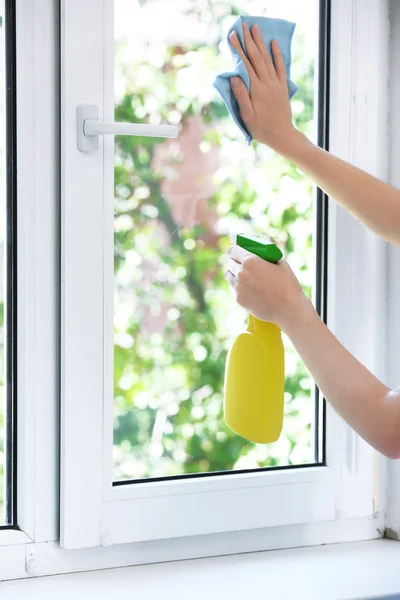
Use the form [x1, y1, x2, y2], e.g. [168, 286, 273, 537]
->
[229, 31, 237, 41]
[230, 76, 241, 87]
[252, 24, 260, 34]
[243, 21, 248, 30]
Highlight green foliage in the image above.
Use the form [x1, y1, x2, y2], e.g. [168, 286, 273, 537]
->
[113, 0, 316, 481]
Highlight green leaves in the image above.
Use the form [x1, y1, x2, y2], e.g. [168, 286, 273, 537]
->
[112, 2, 316, 481]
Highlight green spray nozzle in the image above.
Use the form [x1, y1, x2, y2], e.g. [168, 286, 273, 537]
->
[231, 232, 283, 264]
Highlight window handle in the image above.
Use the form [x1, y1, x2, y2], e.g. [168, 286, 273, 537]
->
[77, 104, 178, 153]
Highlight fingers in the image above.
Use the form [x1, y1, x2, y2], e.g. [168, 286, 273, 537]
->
[271, 40, 287, 84]
[225, 246, 250, 287]
[231, 24, 287, 87]
[228, 30, 256, 81]
[226, 257, 241, 278]
[229, 77, 255, 124]
[241, 22, 270, 81]
[251, 25, 276, 79]
[224, 269, 236, 289]
[228, 244, 252, 264]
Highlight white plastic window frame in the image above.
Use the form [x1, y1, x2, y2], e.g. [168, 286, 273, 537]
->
[0, 0, 397, 582]
[0, 0, 60, 556]
[59, 0, 389, 551]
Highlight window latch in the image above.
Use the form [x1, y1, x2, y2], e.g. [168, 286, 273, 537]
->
[77, 104, 178, 153]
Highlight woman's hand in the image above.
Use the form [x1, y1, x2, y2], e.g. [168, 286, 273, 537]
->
[225, 244, 310, 331]
[229, 22, 299, 153]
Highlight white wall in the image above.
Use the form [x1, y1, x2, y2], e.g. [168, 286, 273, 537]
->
[385, 0, 400, 539]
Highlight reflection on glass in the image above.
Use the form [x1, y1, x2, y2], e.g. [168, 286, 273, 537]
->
[113, 0, 318, 481]
[0, 1, 6, 522]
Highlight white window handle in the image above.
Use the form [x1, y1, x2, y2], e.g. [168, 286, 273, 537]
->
[77, 104, 178, 153]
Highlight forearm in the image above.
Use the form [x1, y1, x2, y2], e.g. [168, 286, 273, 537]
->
[282, 132, 400, 246]
[284, 298, 400, 457]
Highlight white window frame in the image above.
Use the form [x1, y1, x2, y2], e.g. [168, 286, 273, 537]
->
[0, 0, 59, 554]
[59, 0, 387, 551]
[0, 0, 399, 582]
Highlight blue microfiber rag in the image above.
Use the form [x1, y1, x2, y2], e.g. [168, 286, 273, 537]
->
[213, 15, 298, 144]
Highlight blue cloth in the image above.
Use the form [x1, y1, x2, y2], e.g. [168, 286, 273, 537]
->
[213, 15, 298, 144]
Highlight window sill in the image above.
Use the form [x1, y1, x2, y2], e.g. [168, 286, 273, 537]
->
[1, 540, 400, 599]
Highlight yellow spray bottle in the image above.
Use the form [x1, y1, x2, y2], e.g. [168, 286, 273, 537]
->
[224, 233, 284, 444]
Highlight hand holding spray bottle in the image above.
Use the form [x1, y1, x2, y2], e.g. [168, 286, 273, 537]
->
[224, 233, 285, 444]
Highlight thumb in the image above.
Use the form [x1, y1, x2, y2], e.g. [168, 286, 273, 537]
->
[230, 77, 255, 125]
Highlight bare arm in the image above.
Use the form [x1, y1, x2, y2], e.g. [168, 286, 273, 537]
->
[282, 134, 400, 246]
[285, 297, 400, 458]
[225, 246, 400, 458]
[228, 24, 400, 246]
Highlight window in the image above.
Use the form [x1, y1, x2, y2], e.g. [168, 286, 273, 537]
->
[0, 0, 393, 582]
[0, 0, 16, 529]
[61, 0, 379, 552]
[112, 0, 323, 484]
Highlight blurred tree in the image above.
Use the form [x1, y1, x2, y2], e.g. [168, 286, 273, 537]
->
[113, 0, 317, 481]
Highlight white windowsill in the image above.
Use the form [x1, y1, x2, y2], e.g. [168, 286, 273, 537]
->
[1, 540, 400, 599]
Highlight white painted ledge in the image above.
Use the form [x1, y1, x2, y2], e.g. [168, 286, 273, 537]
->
[1, 540, 400, 599]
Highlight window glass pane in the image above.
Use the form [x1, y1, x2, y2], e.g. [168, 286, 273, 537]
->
[113, 0, 321, 482]
[0, 0, 15, 525]
[0, 0, 6, 523]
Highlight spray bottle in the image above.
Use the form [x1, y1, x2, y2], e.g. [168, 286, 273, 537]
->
[224, 233, 284, 444]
